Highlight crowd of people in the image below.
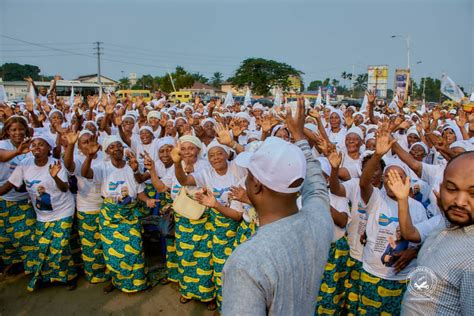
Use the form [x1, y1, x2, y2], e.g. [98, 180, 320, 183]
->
[0, 77, 473, 316]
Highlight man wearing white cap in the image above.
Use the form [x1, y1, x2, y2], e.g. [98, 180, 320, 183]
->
[222, 98, 333, 315]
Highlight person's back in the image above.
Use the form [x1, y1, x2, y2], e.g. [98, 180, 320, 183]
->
[222, 137, 333, 315]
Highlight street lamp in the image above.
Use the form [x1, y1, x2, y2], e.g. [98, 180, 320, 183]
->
[391, 34, 411, 70]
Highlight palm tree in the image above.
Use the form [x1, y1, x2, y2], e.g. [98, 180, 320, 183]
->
[354, 73, 368, 91]
[211, 72, 224, 89]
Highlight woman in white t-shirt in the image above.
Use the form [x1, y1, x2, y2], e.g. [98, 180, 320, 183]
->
[358, 130, 427, 315]
[81, 135, 155, 293]
[0, 116, 36, 274]
[0, 135, 77, 291]
[339, 126, 363, 180]
[63, 129, 107, 284]
[163, 135, 216, 308]
[181, 139, 247, 312]
[314, 157, 351, 315]
[326, 109, 347, 149]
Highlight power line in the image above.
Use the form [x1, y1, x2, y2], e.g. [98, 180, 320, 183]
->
[0, 35, 96, 59]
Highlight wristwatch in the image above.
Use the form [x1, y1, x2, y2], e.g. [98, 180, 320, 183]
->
[231, 141, 238, 150]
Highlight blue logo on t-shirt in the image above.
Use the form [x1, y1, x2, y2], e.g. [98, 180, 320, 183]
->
[108, 181, 125, 191]
[378, 213, 399, 226]
[25, 179, 41, 188]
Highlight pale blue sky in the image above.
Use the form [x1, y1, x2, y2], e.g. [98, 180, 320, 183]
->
[1, 0, 473, 91]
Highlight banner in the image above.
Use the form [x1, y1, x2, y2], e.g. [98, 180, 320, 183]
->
[394, 69, 410, 101]
[368, 65, 389, 98]
[440, 73, 465, 102]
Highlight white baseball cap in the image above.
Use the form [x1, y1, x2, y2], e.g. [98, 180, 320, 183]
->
[235, 137, 306, 194]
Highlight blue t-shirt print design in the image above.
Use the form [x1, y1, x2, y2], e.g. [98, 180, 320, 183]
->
[35, 185, 53, 211]
[25, 179, 41, 188]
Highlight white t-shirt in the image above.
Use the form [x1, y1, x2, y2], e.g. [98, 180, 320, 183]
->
[341, 152, 362, 179]
[330, 192, 350, 242]
[162, 159, 210, 200]
[9, 156, 75, 222]
[326, 128, 347, 150]
[414, 214, 447, 242]
[192, 160, 247, 208]
[342, 178, 367, 261]
[72, 154, 103, 212]
[362, 187, 428, 280]
[0, 140, 30, 201]
[92, 160, 145, 205]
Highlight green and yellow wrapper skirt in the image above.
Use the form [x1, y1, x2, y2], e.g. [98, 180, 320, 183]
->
[233, 219, 257, 248]
[99, 200, 148, 293]
[25, 216, 77, 291]
[316, 236, 350, 315]
[342, 256, 363, 315]
[357, 269, 407, 316]
[76, 211, 109, 283]
[137, 183, 158, 219]
[174, 211, 215, 302]
[209, 208, 240, 310]
[0, 198, 36, 265]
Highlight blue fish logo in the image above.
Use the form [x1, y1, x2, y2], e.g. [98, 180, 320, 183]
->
[25, 180, 41, 188]
[108, 180, 125, 191]
[378, 213, 398, 226]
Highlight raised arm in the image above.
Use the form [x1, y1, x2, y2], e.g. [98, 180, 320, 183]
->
[0, 139, 31, 163]
[49, 161, 69, 192]
[391, 142, 422, 178]
[63, 131, 79, 173]
[327, 150, 346, 197]
[143, 153, 169, 193]
[171, 147, 196, 186]
[81, 139, 100, 179]
[360, 127, 395, 204]
[385, 169, 421, 242]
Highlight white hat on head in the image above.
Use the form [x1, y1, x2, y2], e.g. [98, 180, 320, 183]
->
[147, 111, 161, 121]
[235, 136, 306, 194]
[346, 126, 364, 140]
[102, 135, 124, 153]
[31, 135, 55, 150]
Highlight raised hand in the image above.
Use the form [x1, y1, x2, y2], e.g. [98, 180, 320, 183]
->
[142, 150, 155, 171]
[215, 122, 233, 146]
[86, 137, 101, 157]
[327, 149, 342, 169]
[396, 96, 405, 110]
[16, 138, 32, 155]
[309, 108, 321, 120]
[65, 130, 79, 146]
[195, 188, 218, 208]
[386, 169, 410, 201]
[229, 119, 243, 137]
[49, 160, 62, 178]
[105, 101, 115, 115]
[25, 97, 34, 113]
[344, 111, 354, 127]
[367, 90, 376, 104]
[375, 126, 396, 156]
[456, 110, 467, 128]
[126, 150, 139, 172]
[432, 107, 441, 121]
[170, 146, 182, 163]
[284, 96, 305, 140]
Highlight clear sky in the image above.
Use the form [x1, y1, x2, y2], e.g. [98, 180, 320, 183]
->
[1, 0, 472, 91]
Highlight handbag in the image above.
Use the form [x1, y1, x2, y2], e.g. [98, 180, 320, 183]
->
[172, 187, 206, 220]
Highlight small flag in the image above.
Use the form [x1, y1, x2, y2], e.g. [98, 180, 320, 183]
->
[325, 90, 331, 107]
[315, 87, 322, 107]
[0, 85, 7, 102]
[440, 73, 465, 102]
[244, 88, 252, 107]
[274, 89, 282, 107]
[224, 91, 234, 107]
[360, 93, 369, 112]
[69, 86, 74, 106]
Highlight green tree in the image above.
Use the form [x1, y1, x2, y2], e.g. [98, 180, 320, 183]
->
[1, 63, 41, 81]
[157, 66, 195, 93]
[132, 74, 157, 90]
[119, 77, 130, 90]
[192, 72, 209, 84]
[416, 77, 441, 102]
[307, 80, 323, 91]
[211, 72, 224, 89]
[322, 78, 331, 87]
[229, 58, 303, 96]
[354, 73, 368, 96]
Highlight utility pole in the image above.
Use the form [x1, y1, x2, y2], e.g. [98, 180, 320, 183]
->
[351, 64, 355, 98]
[94, 41, 103, 95]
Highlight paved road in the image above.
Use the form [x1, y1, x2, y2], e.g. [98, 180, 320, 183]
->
[0, 273, 212, 316]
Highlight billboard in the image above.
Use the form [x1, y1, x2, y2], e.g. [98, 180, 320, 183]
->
[368, 65, 389, 98]
[394, 69, 411, 101]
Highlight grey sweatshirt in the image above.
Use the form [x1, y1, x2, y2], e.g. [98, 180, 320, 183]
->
[222, 139, 333, 315]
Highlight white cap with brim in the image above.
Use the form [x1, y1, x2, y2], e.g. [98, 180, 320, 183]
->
[235, 136, 306, 194]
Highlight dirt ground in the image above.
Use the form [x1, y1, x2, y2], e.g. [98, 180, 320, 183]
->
[0, 272, 213, 316]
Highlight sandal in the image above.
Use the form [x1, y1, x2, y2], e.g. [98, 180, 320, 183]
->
[179, 296, 191, 304]
[66, 277, 78, 291]
[159, 278, 171, 285]
[207, 301, 217, 311]
[103, 282, 115, 294]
